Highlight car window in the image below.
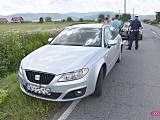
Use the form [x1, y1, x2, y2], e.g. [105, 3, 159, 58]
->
[104, 27, 112, 44]
[109, 26, 118, 39]
[51, 27, 101, 47]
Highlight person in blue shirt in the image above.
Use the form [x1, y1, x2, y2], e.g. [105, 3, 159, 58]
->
[127, 15, 142, 50]
[111, 15, 121, 32]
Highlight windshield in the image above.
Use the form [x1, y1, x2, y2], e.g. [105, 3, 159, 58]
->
[50, 27, 101, 47]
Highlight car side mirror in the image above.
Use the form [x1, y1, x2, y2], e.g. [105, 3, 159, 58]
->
[107, 40, 117, 48]
[48, 38, 53, 43]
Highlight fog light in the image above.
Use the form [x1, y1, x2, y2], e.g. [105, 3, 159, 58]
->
[63, 87, 86, 99]
[75, 90, 83, 97]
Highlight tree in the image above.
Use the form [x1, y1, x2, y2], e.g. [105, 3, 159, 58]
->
[45, 17, 52, 22]
[121, 13, 131, 22]
[156, 12, 160, 22]
[67, 17, 73, 22]
[79, 18, 84, 22]
[98, 14, 105, 22]
[61, 19, 66, 22]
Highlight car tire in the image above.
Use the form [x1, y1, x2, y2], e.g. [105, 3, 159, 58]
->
[93, 68, 103, 97]
[117, 48, 122, 62]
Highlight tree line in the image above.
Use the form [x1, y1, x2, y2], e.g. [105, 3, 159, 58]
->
[39, 13, 132, 23]
[39, 16, 91, 23]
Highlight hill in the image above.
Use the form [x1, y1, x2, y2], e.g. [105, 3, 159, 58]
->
[0, 11, 156, 22]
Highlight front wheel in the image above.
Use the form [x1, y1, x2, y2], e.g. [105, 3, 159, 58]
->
[93, 68, 103, 97]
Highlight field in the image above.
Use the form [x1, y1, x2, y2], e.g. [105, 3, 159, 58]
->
[0, 22, 73, 120]
[0, 22, 70, 33]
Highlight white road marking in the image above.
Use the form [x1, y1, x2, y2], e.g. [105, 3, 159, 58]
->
[152, 31, 156, 35]
[57, 99, 81, 120]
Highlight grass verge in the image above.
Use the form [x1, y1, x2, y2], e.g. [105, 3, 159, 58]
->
[0, 73, 64, 120]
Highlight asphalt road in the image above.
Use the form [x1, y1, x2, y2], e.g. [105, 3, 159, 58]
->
[55, 23, 160, 120]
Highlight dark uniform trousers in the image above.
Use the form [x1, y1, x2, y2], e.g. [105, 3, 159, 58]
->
[128, 31, 139, 49]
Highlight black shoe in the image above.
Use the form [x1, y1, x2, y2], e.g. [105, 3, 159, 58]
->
[126, 48, 131, 50]
[135, 47, 138, 50]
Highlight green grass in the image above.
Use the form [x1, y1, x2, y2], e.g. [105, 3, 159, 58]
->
[0, 22, 71, 34]
[0, 73, 64, 120]
[0, 32, 58, 77]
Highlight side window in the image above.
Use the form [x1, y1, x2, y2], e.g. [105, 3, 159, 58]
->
[104, 27, 112, 44]
[109, 26, 118, 39]
[104, 27, 113, 46]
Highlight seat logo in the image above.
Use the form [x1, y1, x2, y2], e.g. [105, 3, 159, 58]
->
[35, 75, 40, 81]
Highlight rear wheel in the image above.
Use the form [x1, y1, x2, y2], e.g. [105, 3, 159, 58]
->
[93, 68, 103, 97]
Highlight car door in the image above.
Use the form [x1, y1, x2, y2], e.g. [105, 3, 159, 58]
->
[103, 26, 117, 73]
[109, 26, 121, 57]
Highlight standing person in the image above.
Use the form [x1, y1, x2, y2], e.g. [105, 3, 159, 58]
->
[111, 15, 121, 32]
[127, 15, 142, 50]
[118, 18, 124, 34]
[105, 16, 111, 24]
[126, 19, 132, 46]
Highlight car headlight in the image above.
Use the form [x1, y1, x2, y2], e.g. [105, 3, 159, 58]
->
[58, 68, 89, 82]
[19, 65, 23, 74]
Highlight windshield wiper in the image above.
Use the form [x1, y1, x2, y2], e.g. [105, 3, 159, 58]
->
[64, 44, 83, 46]
[51, 43, 62, 45]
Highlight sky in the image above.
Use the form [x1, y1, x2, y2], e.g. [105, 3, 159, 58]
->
[0, 0, 159, 16]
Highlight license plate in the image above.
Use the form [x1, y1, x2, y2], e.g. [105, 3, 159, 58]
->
[26, 83, 51, 96]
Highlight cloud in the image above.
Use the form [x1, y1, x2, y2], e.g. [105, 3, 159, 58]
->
[0, 0, 159, 15]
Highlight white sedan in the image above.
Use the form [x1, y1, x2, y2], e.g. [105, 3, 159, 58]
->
[18, 23, 123, 101]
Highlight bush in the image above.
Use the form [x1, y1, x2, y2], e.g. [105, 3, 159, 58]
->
[79, 18, 84, 22]
[0, 32, 59, 77]
[45, 17, 52, 22]
[142, 19, 150, 23]
[67, 17, 74, 22]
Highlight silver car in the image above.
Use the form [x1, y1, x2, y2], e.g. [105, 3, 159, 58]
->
[120, 22, 143, 40]
[18, 23, 123, 101]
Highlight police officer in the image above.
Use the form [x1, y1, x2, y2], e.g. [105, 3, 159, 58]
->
[126, 19, 132, 46]
[126, 15, 142, 50]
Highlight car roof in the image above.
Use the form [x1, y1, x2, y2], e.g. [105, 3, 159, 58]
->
[67, 23, 105, 29]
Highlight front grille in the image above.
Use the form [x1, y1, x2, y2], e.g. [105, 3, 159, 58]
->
[23, 85, 61, 99]
[25, 70, 55, 85]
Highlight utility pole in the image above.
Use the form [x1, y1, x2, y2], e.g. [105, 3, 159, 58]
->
[133, 8, 134, 19]
[124, 0, 126, 13]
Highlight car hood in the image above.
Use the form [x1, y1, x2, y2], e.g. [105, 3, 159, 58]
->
[21, 45, 101, 74]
